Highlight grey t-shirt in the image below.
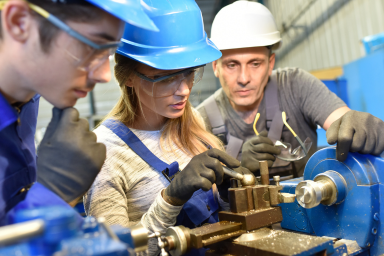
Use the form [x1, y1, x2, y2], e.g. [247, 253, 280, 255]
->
[197, 67, 346, 176]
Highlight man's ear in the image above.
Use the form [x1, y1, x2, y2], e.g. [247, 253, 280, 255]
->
[212, 60, 219, 77]
[2, 1, 33, 43]
[268, 53, 276, 76]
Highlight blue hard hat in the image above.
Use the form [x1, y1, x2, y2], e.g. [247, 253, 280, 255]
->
[116, 0, 222, 70]
[86, 0, 158, 32]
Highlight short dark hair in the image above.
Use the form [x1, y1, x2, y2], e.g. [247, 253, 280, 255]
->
[0, 0, 103, 52]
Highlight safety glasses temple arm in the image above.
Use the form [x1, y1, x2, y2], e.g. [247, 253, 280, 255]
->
[282, 111, 309, 154]
[253, 113, 260, 136]
[135, 65, 206, 83]
[27, 2, 122, 50]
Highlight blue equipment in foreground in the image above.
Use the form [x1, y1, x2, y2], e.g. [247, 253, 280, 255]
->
[280, 147, 384, 256]
[0, 206, 146, 256]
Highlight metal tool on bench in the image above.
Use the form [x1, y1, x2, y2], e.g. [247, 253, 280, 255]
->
[154, 161, 299, 256]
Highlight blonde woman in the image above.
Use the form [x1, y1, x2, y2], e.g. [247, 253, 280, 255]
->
[84, 0, 251, 255]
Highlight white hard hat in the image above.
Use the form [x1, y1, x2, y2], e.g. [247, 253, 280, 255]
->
[211, 0, 281, 51]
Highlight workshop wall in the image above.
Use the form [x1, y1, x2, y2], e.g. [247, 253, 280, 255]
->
[266, 0, 384, 71]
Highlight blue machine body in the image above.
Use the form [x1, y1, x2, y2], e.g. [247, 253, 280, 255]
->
[0, 207, 136, 256]
[281, 147, 384, 256]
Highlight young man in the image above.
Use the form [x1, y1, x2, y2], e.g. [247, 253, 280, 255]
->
[197, 1, 384, 177]
[0, 0, 158, 225]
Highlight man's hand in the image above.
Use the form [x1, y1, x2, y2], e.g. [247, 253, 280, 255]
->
[327, 110, 384, 162]
[37, 108, 106, 203]
[217, 166, 253, 202]
[241, 131, 281, 173]
[163, 149, 240, 206]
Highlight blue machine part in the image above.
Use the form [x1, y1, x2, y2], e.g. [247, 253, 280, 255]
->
[281, 147, 384, 255]
[343, 48, 384, 122]
[0, 207, 136, 256]
[361, 32, 384, 55]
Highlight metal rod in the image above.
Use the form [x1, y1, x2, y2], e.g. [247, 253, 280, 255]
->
[0, 219, 45, 246]
[223, 166, 244, 181]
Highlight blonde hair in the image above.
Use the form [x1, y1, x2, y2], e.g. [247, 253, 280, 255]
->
[102, 53, 223, 156]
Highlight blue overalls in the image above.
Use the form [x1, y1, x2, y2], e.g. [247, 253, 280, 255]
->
[103, 119, 220, 255]
[0, 92, 82, 226]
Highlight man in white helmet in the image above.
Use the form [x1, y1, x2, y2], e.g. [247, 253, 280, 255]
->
[197, 0, 384, 177]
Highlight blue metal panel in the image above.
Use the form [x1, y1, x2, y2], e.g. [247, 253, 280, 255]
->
[343, 49, 384, 121]
[321, 79, 350, 107]
[280, 178, 316, 234]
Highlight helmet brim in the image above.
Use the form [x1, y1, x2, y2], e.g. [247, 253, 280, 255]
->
[117, 35, 222, 70]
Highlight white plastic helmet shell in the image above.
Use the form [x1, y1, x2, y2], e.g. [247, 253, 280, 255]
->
[210, 0, 281, 50]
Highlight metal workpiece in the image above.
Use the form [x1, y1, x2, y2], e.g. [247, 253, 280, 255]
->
[259, 161, 270, 185]
[0, 219, 45, 246]
[129, 223, 150, 253]
[295, 170, 347, 209]
[164, 226, 191, 256]
[314, 171, 348, 205]
[223, 166, 256, 186]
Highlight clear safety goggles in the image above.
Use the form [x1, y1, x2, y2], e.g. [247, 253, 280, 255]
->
[253, 112, 312, 162]
[134, 65, 205, 98]
[0, 0, 123, 73]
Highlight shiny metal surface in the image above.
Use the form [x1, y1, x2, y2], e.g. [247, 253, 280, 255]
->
[0, 219, 45, 246]
[260, 161, 270, 185]
[165, 226, 190, 256]
[223, 166, 256, 186]
[279, 193, 296, 203]
[130, 223, 150, 253]
[295, 172, 344, 209]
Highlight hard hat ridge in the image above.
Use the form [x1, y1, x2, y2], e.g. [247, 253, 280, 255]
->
[210, 1, 281, 51]
[116, 0, 222, 70]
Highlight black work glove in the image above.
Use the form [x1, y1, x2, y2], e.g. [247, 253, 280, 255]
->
[217, 166, 253, 202]
[240, 131, 281, 173]
[326, 110, 384, 162]
[163, 149, 240, 206]
[37, 107, 106, 203]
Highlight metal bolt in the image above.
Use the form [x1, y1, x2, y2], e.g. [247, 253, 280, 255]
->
[374, 213, 380, 221]
[372, 228, 377, 235]
[273, 176, 280, 186]
[366, 242, 371, 247]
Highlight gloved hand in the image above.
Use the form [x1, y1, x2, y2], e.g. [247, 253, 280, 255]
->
[163, 148, 240, 206]
[326, 110, 384, 162]
[241, 131, 281, 173]
[217, 166, 253, 202]
[37, 107, 106, 203]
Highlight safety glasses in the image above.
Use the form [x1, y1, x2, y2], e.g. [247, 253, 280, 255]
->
[134, 65, 205, 98]
[253, 112, 312, 161]
[0, 0, 123, 73]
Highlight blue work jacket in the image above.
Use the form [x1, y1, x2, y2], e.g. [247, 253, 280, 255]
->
[0, 92, 40, 225]
[0, 92, 83, 226]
